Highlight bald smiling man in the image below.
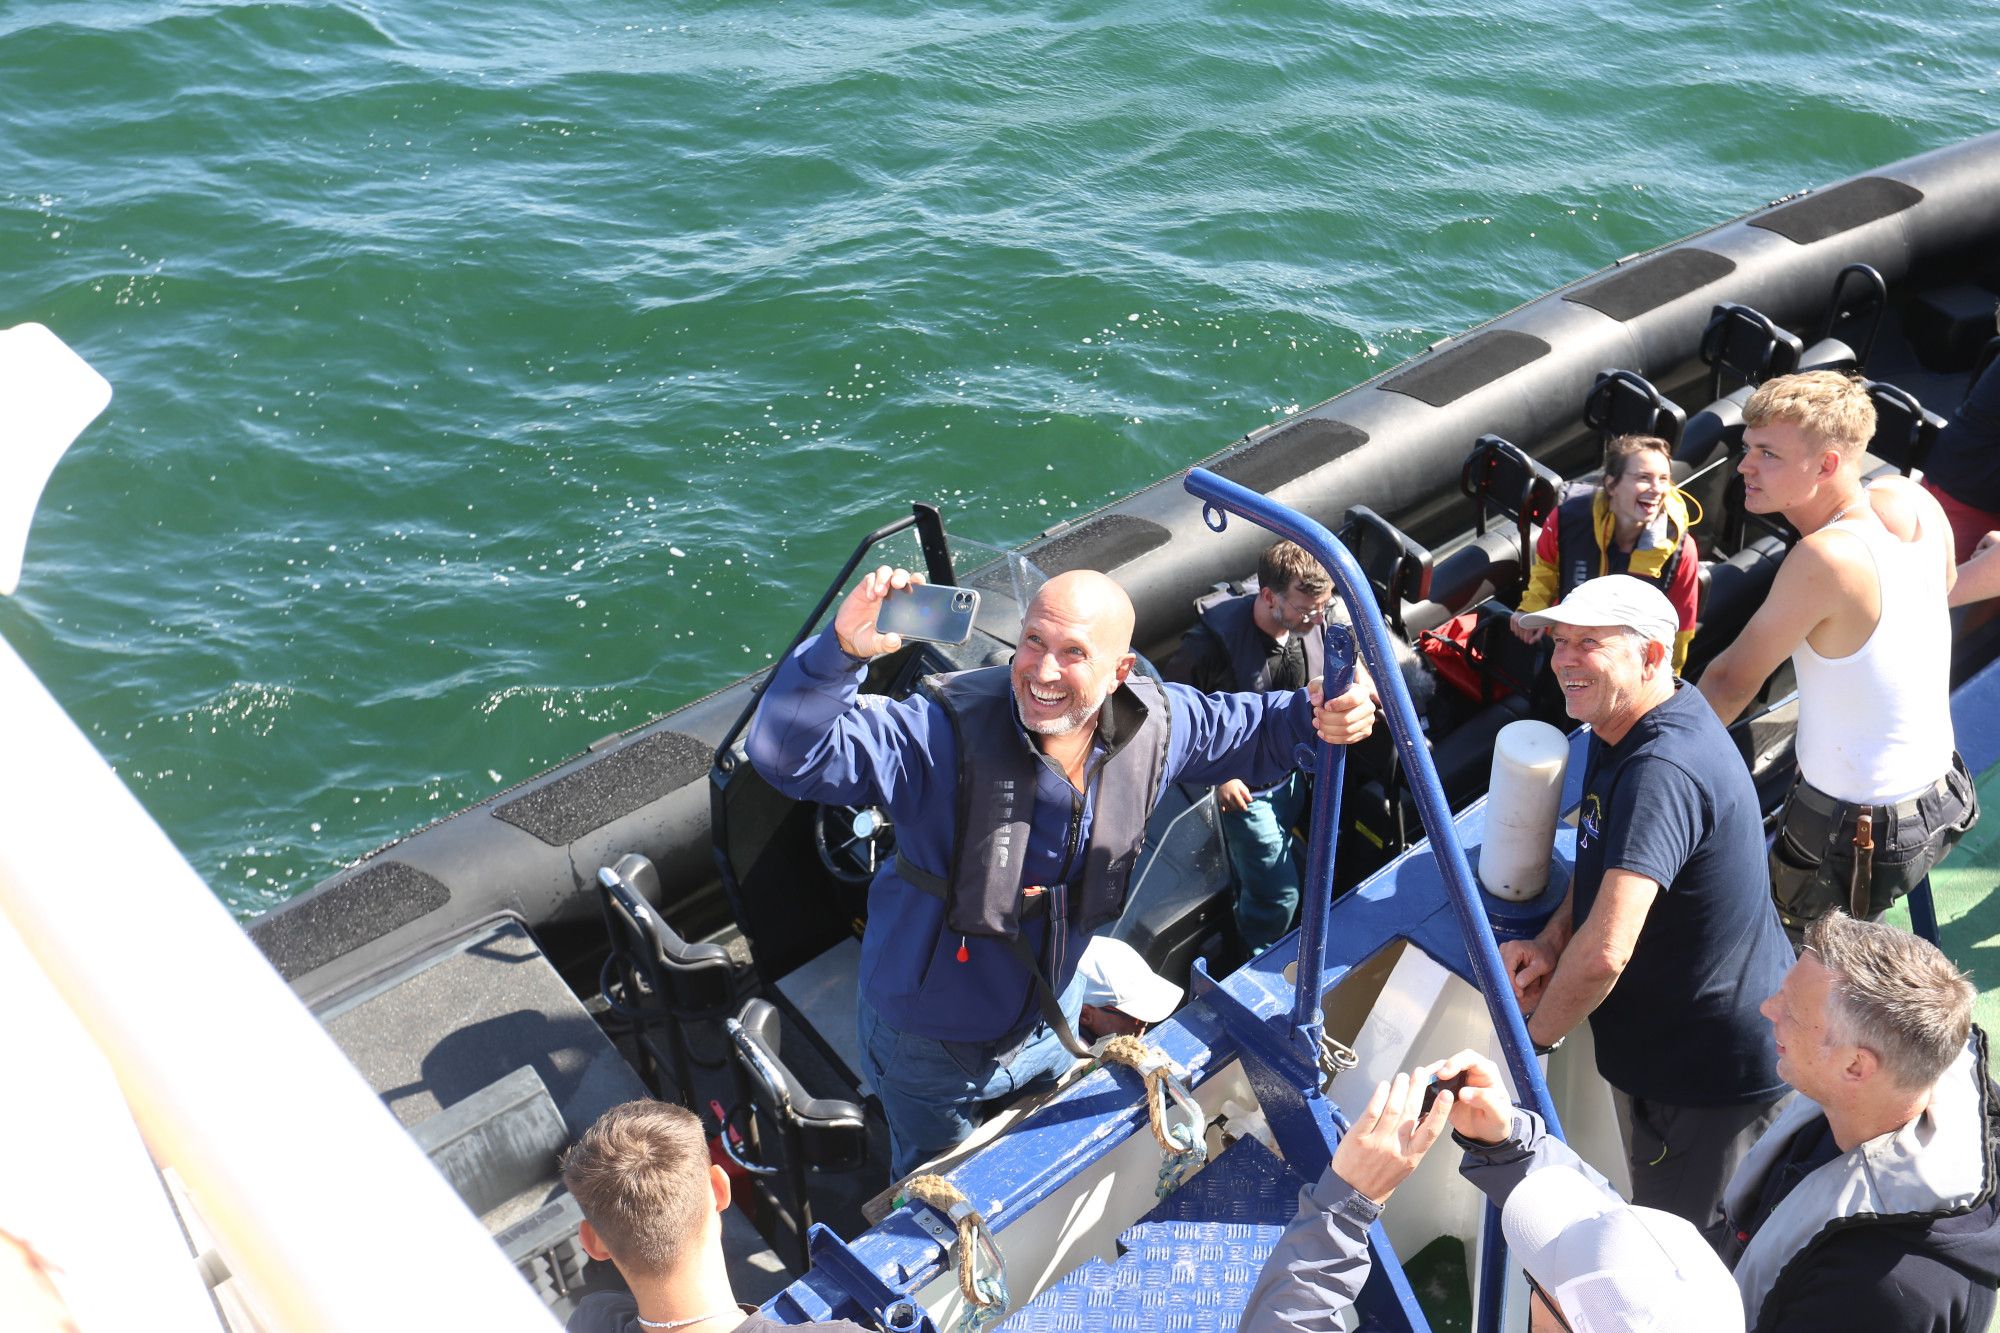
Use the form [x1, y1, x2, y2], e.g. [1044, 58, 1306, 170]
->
[749, 566, 1376, 1176]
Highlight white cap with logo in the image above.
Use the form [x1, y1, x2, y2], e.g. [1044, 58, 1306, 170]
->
[1516, 574, 1678, 649]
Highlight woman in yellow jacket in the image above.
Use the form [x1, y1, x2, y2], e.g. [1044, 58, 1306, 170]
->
[1511, 435, 1700, 672]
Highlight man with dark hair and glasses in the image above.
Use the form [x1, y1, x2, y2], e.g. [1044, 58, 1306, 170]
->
[1241, 1051, 1744, 1332]
[1165, 539, 1346, 955]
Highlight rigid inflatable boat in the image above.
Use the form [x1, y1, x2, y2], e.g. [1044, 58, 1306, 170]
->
[7, 131, 2000, 1330]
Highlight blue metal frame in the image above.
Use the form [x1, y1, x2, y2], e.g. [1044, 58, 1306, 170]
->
[1183, 467, 1562, 1136]
[1184, 467, 1566, 1333]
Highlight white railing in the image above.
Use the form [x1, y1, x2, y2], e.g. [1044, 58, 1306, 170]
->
[0, 324, 558, 1330]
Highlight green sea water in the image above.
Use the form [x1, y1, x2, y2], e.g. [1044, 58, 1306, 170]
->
[2, 1, 1995, 918]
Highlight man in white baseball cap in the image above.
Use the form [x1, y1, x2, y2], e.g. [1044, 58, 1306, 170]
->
[1075, 935, 1183, 1042]
[1500, 575, 1795, 1245]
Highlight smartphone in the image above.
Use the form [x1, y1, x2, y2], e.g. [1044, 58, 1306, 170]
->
[1420, 1070, 1471, 1117]
[876, 583, 980, 646]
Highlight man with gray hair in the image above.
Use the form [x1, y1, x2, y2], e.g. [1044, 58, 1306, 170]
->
[1723, 911, 2000, 1332]
[1500, 575, 1794, 1243]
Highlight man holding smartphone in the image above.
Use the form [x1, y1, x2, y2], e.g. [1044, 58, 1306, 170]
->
[1242, 1052, 1744, 1332]
[747, 564, 1375, 1179]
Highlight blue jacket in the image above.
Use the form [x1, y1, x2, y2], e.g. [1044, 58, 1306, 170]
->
[746, 631, 1319, 1042]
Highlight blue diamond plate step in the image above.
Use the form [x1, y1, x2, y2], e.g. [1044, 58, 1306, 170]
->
[1136, 1133, 1307, 1229]
[998, 1136, 1310, 1332]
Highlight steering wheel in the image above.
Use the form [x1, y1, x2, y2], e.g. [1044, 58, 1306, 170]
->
[812, 803, 895, 886]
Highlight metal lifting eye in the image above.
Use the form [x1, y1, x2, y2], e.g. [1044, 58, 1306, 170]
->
[1202, 503, 1227, 532]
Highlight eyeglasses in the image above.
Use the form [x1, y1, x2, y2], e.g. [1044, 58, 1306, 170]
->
[1524, 1270, 1574, 1333]
[1274, 591, 1330, 628]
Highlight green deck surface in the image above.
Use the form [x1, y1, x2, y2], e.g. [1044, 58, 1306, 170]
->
[1881, 760, 2000, 1038]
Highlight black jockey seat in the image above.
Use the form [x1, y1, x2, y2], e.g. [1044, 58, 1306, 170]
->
[1441, 434, 1563, 614]
[1338, 505, 1432, 636]
[1808, 263, 1888, 372]
[596, 852, 740, 1109]
[1684, 532, 1789, 685]
[1584, 369, 1686, 451]
[1864, 380, 1948, 475]
[724, 997, 867, 1269]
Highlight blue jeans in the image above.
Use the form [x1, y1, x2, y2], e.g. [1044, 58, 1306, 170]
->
[1221, 772, 1309, 954]
[857, 988, 1082, 1180]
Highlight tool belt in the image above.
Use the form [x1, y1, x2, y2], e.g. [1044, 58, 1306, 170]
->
[1770, 755, 1977, 932]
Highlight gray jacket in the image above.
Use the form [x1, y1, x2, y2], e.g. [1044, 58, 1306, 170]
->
[1238, 1110, 1579, 1331]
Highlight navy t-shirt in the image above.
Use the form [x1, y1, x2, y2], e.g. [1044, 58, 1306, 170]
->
[1571, 682, 1792, 1105]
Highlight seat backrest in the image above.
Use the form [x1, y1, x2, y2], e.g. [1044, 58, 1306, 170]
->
[1584, 369, 1686, 449]
[1459, 435, 1562, 573]
[1700, 303, 1804, 401]
[1818, 263, 1888, 370]
[728, 998, 867, 1172]
[1338, 505, 1432, 636]
[598, 854, 735, 1017]
[413, 1064, 570, 1221]
[1865, 380, 1949, 475]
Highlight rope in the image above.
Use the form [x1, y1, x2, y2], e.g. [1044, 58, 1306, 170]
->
[1098, 1035, 1195, 1154]
[901, 1174, 1007, 1318]
[1099, 1035, 1210, 1197]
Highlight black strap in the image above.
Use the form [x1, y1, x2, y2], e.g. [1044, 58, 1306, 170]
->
[893, 852, 1051, 920]
[893, 852, 1085, 1057]
[1006, 934, 1094, 1060]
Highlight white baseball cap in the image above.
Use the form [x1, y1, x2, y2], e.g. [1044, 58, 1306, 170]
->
[1503, 1162, 1745, 1332]
[1076, 936, 1183, 1024]
[1516, 574, 1678, 649]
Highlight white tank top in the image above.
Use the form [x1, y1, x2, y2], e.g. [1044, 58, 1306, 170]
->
[1791, 511, 1954, 804]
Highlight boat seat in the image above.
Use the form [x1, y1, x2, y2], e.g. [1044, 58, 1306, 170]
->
[1684, 533, 1789, 683]
[412, 1063, 587, 1300]
[1458, 434, 1562, 606]
[1677, 385, 1752, 468]
[1864, 380, 1948, 475]
[1908, 283, 2000, 373]
[1584, 368, 1686, 448]
[1798, 336, 1860, 374]
[1699, 302, 1803, 404]
[1414, 527, 1528, 631]
[1810, 262, 1889, 373]
[725, 997, 867, 1268]
[1338, 505, 1432, 637]
[1434, 693, 1533, 807]
[597, 852, 740, 1109]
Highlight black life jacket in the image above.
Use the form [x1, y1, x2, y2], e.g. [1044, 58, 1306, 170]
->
[1553, 491, 1684, 599]
[896, 666, 1172, 941]
[1195, 593, 1324, 693]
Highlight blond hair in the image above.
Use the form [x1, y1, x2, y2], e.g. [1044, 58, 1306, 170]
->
[560, 1100, 712, 1277]
[1741, 371, 1876, 460]
[1804, 912, 1974, 1091]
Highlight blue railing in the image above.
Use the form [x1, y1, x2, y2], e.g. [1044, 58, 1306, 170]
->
[1185, 466, 1564, 1333]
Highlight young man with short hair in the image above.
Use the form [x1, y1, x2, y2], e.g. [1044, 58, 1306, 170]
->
[562, 1100, 868, 1333]
[1698, 371, 1977, 940]
[1164, 539, 1337, 954]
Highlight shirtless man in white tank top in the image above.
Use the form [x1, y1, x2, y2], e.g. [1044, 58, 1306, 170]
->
[1699, 371, 1977, 942]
